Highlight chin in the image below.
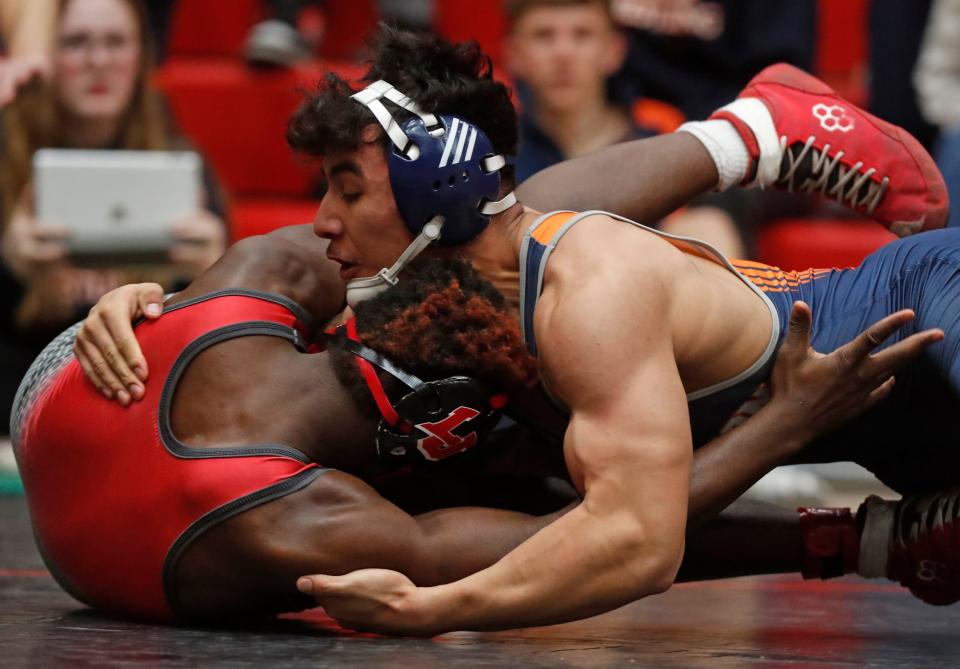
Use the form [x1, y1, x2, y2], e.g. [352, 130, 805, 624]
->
[77, 100, 128, 119]
[66, 89, 133, 120]
[540, 93, 584, 115]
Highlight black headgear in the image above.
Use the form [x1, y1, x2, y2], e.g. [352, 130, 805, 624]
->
[324, 319, 508, 469]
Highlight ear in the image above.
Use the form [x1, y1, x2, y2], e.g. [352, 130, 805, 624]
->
[361, 123, 384, 144]
[601, 29, 628, 77]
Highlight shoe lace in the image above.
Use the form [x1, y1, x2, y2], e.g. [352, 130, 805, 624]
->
[894, 487, 960, 546]
[778, 135, 890, 215]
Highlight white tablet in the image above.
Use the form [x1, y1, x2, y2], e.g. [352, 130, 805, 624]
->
[34, 149, 201, 258]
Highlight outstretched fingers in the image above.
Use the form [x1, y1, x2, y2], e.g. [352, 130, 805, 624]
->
[865, 327, 945, 378]
[836, 309, 916, 369]
[864, 375, 897, 410]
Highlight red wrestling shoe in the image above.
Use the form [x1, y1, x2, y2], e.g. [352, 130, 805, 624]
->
[710, 63, 948, 237]
[882, 489, 960, 606]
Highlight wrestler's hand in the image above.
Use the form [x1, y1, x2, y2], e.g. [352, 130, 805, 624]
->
[74, 282, 165, 406]
[768, 301, 944, 441]
[297, 570, 444, 637]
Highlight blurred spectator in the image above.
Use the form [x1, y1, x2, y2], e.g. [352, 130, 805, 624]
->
[607, 0, 823, 257]
[870, 0, 936, 151]
[0, 0, 56, 107]
[246, 0, 434, 66]
[610, 0, 815, 121]
[1, 0, 177, 106]
[915, 0, 960, 228]
[0, 0, 227, 430]
[505, 0, 744, 257]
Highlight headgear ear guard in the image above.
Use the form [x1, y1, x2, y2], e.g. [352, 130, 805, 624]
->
[324, 319, 508, 469]
[345, 80, 517, 306]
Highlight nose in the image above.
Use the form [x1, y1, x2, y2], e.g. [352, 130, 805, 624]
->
[87, 42, 110, 69]
[312, 199, 342, 239]
[553, 33, 578, 61]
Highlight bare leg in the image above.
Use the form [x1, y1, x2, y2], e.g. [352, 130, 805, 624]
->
[677, 499, 803, 582]
[516, 133, 718, 225]
[658, 206, 745, 258]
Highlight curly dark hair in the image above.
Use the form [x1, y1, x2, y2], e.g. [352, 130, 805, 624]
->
[329, 258, 538, 418]
[286, 25, 518, 188]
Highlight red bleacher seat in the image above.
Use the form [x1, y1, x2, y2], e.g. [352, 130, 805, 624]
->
[815, 0, 868, 105]
[157, 59, 365, 198]
[168, 0, 377, 60]
[435, 0, 506, 64]
[229, 198, 322, 240]
[757, 218, 896, 271]
[322, 0, 378, 60]
[168, 0, 262, 58]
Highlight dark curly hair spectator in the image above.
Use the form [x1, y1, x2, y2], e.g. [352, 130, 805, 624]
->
[287, 24, 518, 191]
[330, 258, 538, 418]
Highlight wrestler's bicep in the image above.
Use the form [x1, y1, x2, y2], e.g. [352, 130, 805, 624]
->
[245, 471, 434, 585]
[251, 470, 558, 591]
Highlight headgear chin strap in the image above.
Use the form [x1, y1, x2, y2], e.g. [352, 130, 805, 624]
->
[345, 80, 517, 306]
[345, 216, 444, 307]
[324, 319, 508, 468]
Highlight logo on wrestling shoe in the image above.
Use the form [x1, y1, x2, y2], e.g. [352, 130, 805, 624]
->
[415, 405, 482, 461]
[812, 103, 854, 133]
[917, 559, 948, 584]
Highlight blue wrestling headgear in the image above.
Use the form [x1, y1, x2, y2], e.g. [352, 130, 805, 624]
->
[345, 80, 516, 306]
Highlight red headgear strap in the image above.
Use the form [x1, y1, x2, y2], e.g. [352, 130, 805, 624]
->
[337, 318, 508, 435]
[345, 318, 404, 429]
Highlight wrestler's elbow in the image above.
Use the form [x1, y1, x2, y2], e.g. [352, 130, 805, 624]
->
[645, 547, 683, 596]
[640, 551, 683, 598]
[619, 528, 684, 598]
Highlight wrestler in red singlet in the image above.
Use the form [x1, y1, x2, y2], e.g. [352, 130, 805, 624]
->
[12, 290, 326, 622]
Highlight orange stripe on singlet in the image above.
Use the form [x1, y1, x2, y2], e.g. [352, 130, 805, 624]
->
[733, 262, 834, 292]
[530, 212, 578, 245]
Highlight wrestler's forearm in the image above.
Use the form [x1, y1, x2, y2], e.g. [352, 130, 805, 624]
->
[687, 402, 809, 524]
[410, 503, 574, 585]
[414, 501, 677, 632]
[516, 133, 717, 224]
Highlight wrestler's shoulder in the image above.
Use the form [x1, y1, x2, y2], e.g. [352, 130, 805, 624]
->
[551, 214, 679, 270]
[180, 227, 345, 321]
[544, 215, 678, 299]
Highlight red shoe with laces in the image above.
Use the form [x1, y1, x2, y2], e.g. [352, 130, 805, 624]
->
[710, 63, 948, 237]
[883, 489, 960, 606]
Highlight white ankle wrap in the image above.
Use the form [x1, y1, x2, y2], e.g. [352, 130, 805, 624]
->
[677, 119, 751, 191]
[713, 97, 783, 188]
[857, 495, 896, 579]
